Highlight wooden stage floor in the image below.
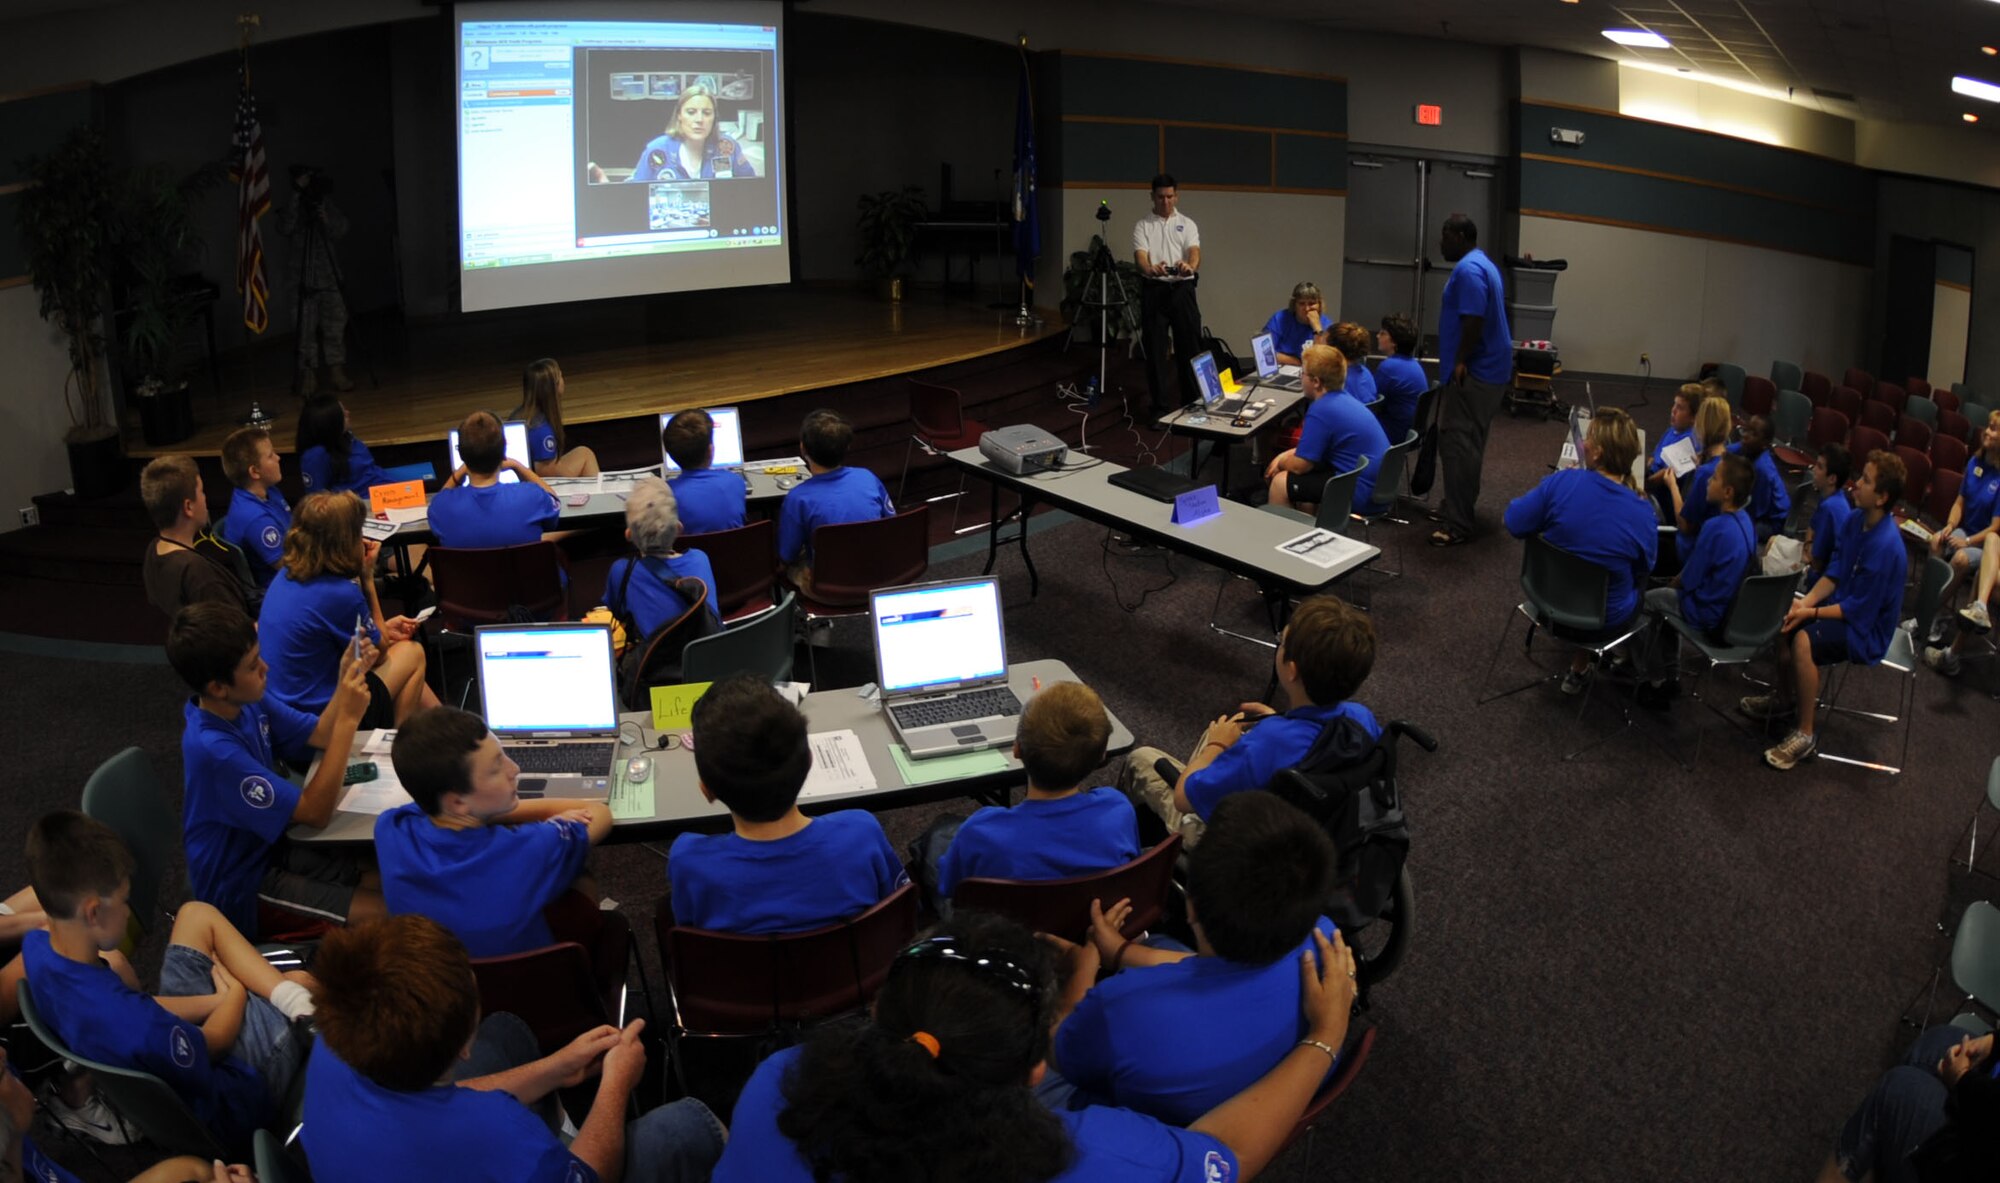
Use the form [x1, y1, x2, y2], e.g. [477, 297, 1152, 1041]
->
[126, 288, 1064, 458]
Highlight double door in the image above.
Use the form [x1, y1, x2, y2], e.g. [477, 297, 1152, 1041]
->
[1341, 150, 1505, 353]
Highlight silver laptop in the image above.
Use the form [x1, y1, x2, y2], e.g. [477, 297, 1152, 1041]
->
[659, 405, 745, 473]
[474, 623, 620, 798]
[870, 576, 1023, 759]
[1245, 331, 1303, 392]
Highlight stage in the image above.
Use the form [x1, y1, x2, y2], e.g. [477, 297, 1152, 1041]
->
[123, 287, 1065, 459]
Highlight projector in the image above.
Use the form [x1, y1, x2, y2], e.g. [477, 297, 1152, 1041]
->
[979, 425, 1068, 475]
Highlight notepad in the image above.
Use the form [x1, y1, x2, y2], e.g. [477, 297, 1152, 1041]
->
[888, 743, 1011, 786]
[1661, 436, 1699, 478]
[608, 767, 655, 821]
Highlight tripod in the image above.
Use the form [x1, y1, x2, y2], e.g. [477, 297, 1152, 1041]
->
[290, 196, 375, 396]
[1065, 233, 1133, 451]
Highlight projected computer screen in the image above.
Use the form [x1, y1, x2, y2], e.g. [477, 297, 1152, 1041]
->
[456, 1, 787, 312]
[448, 420, 532, 483]
[659, 406, 744, 472]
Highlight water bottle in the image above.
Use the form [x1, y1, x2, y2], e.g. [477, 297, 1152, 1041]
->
[1084, 375, 1101, 409]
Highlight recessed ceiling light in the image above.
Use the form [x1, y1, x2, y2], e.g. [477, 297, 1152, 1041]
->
[1966, 112, 1981, 122]
[1985, 46, 1999, 55]
[1954, 75, 2000, 102]
[1603, 29, 1672, 48]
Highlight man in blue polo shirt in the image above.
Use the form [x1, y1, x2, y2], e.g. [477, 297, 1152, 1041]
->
[1924, 415, 2000, 675]
[1637, 452, 1756, 707]
[1429, 214, 1512, 547]
[1259, 281, 1326, 365]
[776, 409, 896, 586]
[374, 707, 612, 959]
[1121, 596, 1378, 846]
[1264, 345, 1391, 516]
[1743, 450, 1910, 770]
[217, 426, 291, 587]
[661, 409, 748, 536]
[1047, 792, 1339, 1125]
[429, 411, 562, 550]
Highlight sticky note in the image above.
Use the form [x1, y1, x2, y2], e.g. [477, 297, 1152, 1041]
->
[368, 480, 426, 514]
[1219, 368, 1241, 394]
[1172, 484, 1222, 526]
[649, 681, 713, 731]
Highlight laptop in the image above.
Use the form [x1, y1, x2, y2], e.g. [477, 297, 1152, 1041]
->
[474, 623, 621, 798]
[448, 420, 531, 484]
[870, 577, 1024, 759]
[660, 406, 746, 473]
[1188, 351, 1248, 418]
[1108, 466, 1200, 502]
[1243, 332, 1303, 392]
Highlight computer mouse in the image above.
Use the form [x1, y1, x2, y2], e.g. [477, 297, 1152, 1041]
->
[625, 756, 652, 785]
[776, 475, 799, 490]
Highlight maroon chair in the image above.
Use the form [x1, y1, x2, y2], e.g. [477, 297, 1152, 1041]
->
[898, 378, 989, 526]
[953, 836, 1185, 944]
[1939, 409, 1972, 446]
[790, 506, 930, 682]
[1832, 386, 1864, 424]
[1925, 468, 1963, 527]
[1802, 371, 1832, 407]
[1896, 416, 1933, 452]
[471, 912, 631, 1055]
[1276, 1024, 1380, 1175]
[1843, 367, 1875, 397]
[1935, 389, 1962, 415]
[1806, 407, 1851, 450]
[429, 542, 569, 630]
[1933, 432, 1970, 477]
[1858, 400, 1898, 437]
[1741, 375, 1777, 418]
[1873, 381, 1908, 416]
[678, 519, 779, 623]
[1894, 446, 1932, 514]
[1848, 425, 1891, 461]
[1906, 377, 1932, 402]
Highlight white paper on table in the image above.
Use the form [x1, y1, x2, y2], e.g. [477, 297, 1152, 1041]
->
[1276, 528, 1365, 569]
[360, 729, 397, 756]
[1661, 436, 1699, 478]
[800, 730, 877, 799]
[336, 763, 413, 815]
[378, 506, 427, 526]
[360, 519, 399, 541]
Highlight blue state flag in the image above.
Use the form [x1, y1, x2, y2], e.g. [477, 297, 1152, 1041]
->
[1011, 58, 1040, 289]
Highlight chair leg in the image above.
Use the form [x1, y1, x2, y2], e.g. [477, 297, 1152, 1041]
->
[1476, 609, 1563, 705]
[1815, 664, 1909, 775]
[1208, 573, 1280, 649]
[897, 436, 917, 505]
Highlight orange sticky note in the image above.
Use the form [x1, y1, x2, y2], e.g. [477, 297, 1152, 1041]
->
[368, 480, 426, 515]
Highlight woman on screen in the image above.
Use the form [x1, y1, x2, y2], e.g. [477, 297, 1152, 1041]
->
[630, 84, 756, 181]
[510, 358, 600, 479]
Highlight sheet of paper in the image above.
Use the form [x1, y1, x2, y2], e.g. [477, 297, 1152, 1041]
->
[608, 766, 656, 821]
[888, 743, 1011, 786]
[1276, 528, 1365, 569]
[1661, 435, 1699, 478]
[649, 681, 714, 731]
[801, 730, 877, 799]
[360, 519, 399, 542]
[336, 763, 413, 816]
[358, 728, 397, 756]
[1899, 518, 1934, 544]
[380, 505, 427, 526]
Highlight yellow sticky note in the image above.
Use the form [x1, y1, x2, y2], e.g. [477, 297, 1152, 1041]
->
[1219, 368, 1241, 394]
[649, 681, 713, 732]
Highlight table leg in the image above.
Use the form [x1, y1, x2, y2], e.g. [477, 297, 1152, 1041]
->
[1019, 493, 1040, 597]
[982, 479, 1002, 575]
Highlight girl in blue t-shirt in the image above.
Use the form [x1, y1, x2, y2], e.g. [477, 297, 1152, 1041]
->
[1666, 395, 1736, 564]
[294, 395, 389, 496]
[510, 358, 600, 479]
[714, 912, 1358, 1183]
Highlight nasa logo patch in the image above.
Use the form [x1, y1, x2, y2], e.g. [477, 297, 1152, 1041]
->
[261, 524, 281, 549]
[1203, 1150, 1233, 1182]
[542, 434, 558, 454]
[240, 775, 276, 809]
[170, 1025, 197, 1068]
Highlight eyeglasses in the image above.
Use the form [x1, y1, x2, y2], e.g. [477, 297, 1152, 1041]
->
[893, 936, 1039, 1000]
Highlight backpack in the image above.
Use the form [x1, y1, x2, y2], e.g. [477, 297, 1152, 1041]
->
[1265, 716, 1412, 930]
[190, 528, 265, 616]
[612, 557, 722, 710]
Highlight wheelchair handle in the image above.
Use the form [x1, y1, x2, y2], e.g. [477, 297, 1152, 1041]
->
[1387, 720, 1439, 753]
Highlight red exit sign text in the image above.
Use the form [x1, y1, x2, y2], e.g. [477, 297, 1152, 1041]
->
[1414, 104, 1443, 126]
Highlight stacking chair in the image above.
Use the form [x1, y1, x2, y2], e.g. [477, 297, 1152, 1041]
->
[1770, 359, 1803, 393]
[1351, 428, 1423, 577]
[1858, 400, 1898, 438]
[789, 507, 930, 684]
[1274, 1024, 1379, 1177]
[1814, 556, 1949, 776]
[1932, 433, 1969, 481]
[897, 378, 987, 531]
[18, 982, 227, 1158]
[1801, 371, 1832, 407]
[678, 519, 779, 623]
[954, 836, 1184, 941]
[1907, 393, 1939, 428]
[1903, 899, 2000, 1030]
[1477, 536, 1649, 761]
[1216, 462, 1363, 646]
[1713, 363, 1746, 408]
[1741, 375, 1776, 418]
[1648, 572, 1798, 771]
[429, 542, 567, 629]
[1848, 425, 1891, 461]
[680, 590, 797, 683]
[1770, 391, 1813, 470]
[1963, 402, 1993, 441]
[470, 916, 630, 1055]
[1949, 756, 2000, 878]
[1894, 446, 1932, 516]
[254, 1129, 311, 1183]
[1938, 409, 1972, 450]
[1832, 385, 1865, 426]
[1842, 368, 1875, 400]
[1896, 416, 1933, 453]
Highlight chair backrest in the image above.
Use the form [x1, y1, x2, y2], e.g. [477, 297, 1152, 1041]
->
[678, 520, 779, 621]
[1896, 416, 1933, 452]
[1411, 384, 1441, 438]
[658, 882, 919, 1036]
[1964, 403, 1993, 441]
[1894, 446, 1932, 511]
[17, 981, 227, 1159]
[1842, 367, 1875, 398]
[1741, 375, 1776, 418]
[619, 575, 719, 710]
[1714, 363, 1745, 407]
[1721, 571, 1803, 649]
[1521, 534, 1610, 633]
[1906, 394, 1938, 427]
[1872, 381, 1908, 415]
[1807, 407, 1850, 449]
[1770, 360, 1803, 393]
[1935, 389, 1962, 414]
[803, 506, 930, 608]
[471, 928, 621, 1054]
[1282, 1024, 1379, 1150]
[1363, 429, 1421, 513]
[908, 378, 967, 441]
[1848, 425, 1891, 459]
[1312, 461, 1365, 535]
[1832, 386, 1864, 424]
[255, 1129, 312, 1183]
[1801, 371, 1831, 406]
[81, 747, 177, 933]
[1913, 555, 1953, 644]
[1938, 409, 1972, 446]
[1931, 432, 1969, 477]
[953, 836, 1185, 943]
[1926, 468, 1964, 525]
[1858, 401, 1897, 435]
[1906, 376, 1932, 401]
[680, 590, 798, 684]
[429, 542, 567, 629]
[1773, 390, 1811, 446]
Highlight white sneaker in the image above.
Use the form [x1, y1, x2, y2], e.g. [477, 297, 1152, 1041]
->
[38, 1082, 139, 1145]
[1962, 600, 1992, 634]
[1924, 646, 1962, 677]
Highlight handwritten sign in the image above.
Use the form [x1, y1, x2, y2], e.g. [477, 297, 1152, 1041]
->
[367, 480, 426, 515]
[649, 680, 714, 732]
[1172, 484, 1222, 527]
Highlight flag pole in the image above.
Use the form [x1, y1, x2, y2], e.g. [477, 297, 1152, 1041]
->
[1012, 36, 1041, 328]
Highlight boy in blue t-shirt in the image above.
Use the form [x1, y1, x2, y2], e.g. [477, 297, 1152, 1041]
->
[916, 681, 1140, 911]
[21, 811, 319, 1153]
[1371, 314, 1428, 446]
[1045, 792, 1339, 1124]
[217, 426, 291, 587]
[1637, 452, 1757, 707]
[777, 408, 897, 582]
[1122, 595, 1379, 846]
[668, 675, 908, 934]
[1805, 444, 1855, 583]
[375, 706, 612, 959]
[1729, 416, 1793, 542]
[169, 601, 385, 938]
[302, 914, 722, 1183]
[1266, 345, 1391, 515]
[1744, 451, 1911, 770]
[1645, 384, 1700, 523]
[428, 411, 562, 551]
[661, 409, 748, 536]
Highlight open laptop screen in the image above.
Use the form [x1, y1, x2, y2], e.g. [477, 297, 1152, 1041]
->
[659, 406, 746, 472]
[1251, 332, 1278, 379]
[475, 624, 618, 734]
[872, 578, 1008, 694]
[448, 420, 531, 484]
[1188, 351, 1224, 407]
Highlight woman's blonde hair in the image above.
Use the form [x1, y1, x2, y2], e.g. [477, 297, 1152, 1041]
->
[283, 491, 366, 583]
[668, 84, 716, 143]
[1694, 396, 1733, 451]
[1301, 343, 1349, 392]
[1587, 407, 1643, 492]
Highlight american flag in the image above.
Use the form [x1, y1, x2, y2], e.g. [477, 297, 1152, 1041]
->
[231, 58, 270, 334]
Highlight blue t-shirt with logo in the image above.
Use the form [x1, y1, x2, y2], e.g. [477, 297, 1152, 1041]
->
[181, 697, 314, 934]
[526, 416, 560, 464]
[1678, 507, 1755, 632]
[1728, 444, 1792, 532]
[1182, 701, 1380, 820]
[1504, 467, 1659, 627]
[715, 1045, 1239, 1183]
[1809, 489, 1854, 576]
[936, 788, 1141, 899]
[426, 481, 560, 550]
[668, 467, 749, 536]
[776, 466, 897, 565]
[301, 1039, 594, 1183]
[1961, 458, 2000, 534]
[1676, 455, 1728, 562]
[668, 810, 908, 935]
[1296, 391, 1391, 510]
[21, 932, 271, 1150]
[375, 805, 592, 959]
[1828, 510, 1909, 665]
[1261, 308, 1319, 359]
[259, 570, 377, 715]
[221, 486, 291, 584]
[1437, 248, 1512, 384]
[300, 438, 388, 497]
[603, 551, 717, 639]
[1372, 354, 1427, 445]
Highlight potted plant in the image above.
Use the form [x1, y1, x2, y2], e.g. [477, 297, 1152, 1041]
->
[854, 185, 927, 301]
[114, 161, 220, 445]
[16, 127, 122, 498]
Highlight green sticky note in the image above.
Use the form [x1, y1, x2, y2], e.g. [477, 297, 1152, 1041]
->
[649, 681, 713, 732]
[608, 765, 655, 822]
[888, 743, 1012, 786]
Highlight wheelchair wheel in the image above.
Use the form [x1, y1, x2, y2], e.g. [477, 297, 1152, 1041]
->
[1350, 864, 1414, 993]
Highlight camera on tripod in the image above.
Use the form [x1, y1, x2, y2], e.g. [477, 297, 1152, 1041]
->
[1095, 201, 1112, 223]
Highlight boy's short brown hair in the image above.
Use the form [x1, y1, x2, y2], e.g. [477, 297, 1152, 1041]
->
[1015, 681, 1111, 790]
[1674, 382, 1704, 411]
[312, 915, 480, 1092]
[220, 427, 271, 487]
[140, 456, 201, 529]
[26, 810, 135, 921]
[1867, 449, 1906, 505]
[1281, 595, 1376, 705]
[661, 409, 715, 471]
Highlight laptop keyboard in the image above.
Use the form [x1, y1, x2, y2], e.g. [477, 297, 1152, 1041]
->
[890, 686, 1023, 731]
[504, 742, 617, 776]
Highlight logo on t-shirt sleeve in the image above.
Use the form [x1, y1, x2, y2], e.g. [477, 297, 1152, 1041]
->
[169, 1025, 197, 1068]
[240, 775, 277, 809]
[302, 471, 315, 488]
[543, 434, 558, 455]
[1203, 1150, 1234, 1182]
[261, 524, 281, 549]
[565, 1161, 592, 1183]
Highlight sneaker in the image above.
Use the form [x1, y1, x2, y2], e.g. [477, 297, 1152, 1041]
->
[38, 1082, 139, 1145]
[1924, 645, 1963, 677]
[1927, 616, 1950, 646]
[1559, 667, 1589, 695]
[1763, 729, 1818, 770]
[1961, 600, 1992, 634]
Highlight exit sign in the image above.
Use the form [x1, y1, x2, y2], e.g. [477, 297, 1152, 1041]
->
[1414, 104, 1443, 126]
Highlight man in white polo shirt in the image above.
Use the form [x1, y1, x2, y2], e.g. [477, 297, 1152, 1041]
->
[1131, 173, 1204, 418]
